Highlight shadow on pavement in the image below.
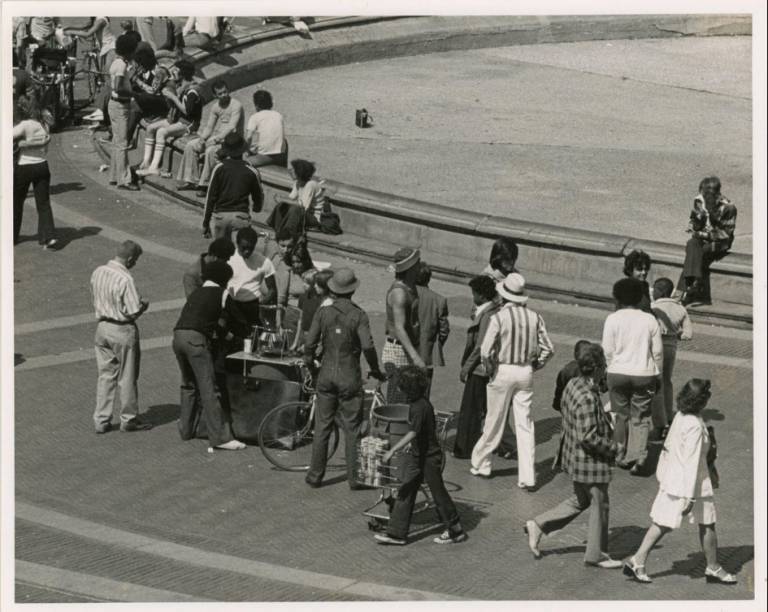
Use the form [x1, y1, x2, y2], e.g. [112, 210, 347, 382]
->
[535, 416, 561, 445]
[50, 226, 101, 250]
[144, 403, 181, 427]
[702, 407, 726, 422]
[50, 181, 86, 195]
[15, 353, 26, 366]
[649, 545, 754, 580]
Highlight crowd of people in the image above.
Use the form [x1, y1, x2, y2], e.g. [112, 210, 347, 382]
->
[12, 16, 741, 586]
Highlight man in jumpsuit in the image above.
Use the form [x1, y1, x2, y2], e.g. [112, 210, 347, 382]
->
[303, 268, 385, 489]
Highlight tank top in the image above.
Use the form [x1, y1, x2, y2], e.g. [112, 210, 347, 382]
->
[384, 280, 419, 346]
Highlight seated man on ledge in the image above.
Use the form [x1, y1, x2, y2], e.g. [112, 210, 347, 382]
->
[676, 176, 737, 306]
[177, 79, 244, 198]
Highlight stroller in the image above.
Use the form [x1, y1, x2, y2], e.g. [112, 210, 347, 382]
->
[30, 45, 76, 131]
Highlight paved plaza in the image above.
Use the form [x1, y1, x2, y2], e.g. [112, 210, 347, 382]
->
[8, 126, 759, 605]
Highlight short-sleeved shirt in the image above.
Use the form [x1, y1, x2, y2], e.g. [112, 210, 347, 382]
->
[208, 98, 244, 141]
[290, 179, 327, 222]
[407, 397, 442, 460]
[246, 109, 285, 155]
[109, 56, 129, 97]
[90, 260, 143, 322]
[227, 251, 275, 302]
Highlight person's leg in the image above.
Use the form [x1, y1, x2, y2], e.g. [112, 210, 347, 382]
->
[139, 119, 166, 168]
[108, 100, 132, 186]
[471, 366, 514, 475]
[306, 387, 337, 485]
[386, 456, 423, 540]
[13, 164, 32, 244]
[337, 385, 364, 486]
[699, 523, 719, 570]
[31, 162, 55, 244]
[198, 143, 221, 187]
[680, 237, 705, 295]
[584, 483, 610, 564]
[510, 366, 535, 487]
[115, 324, 140, 425]
[453, 374, 486, 458]
[422, 453, 462, 532]
[662, 342, 677, 425]
[144, 122, 186, 173]
[628, 375, 656, 468]
[177, 138, 203, 185]
[247, 153, 275, 168]
[608, 373, 631, 463]
[632, 523, 669, 567]
[533, 480, 590, 535]
[173, 332, 202, 440]
[93, 323, 118, 429]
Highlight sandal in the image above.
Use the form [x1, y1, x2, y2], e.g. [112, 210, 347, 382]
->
[622, 557, 652, 583]
[705, 566, 737, 584]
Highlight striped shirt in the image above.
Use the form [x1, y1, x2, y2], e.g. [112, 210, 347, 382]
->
[90, 260, 143, 322]
[480, 303, 554, 367]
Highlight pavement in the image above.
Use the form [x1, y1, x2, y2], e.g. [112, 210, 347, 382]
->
[7, 118, 760, 606]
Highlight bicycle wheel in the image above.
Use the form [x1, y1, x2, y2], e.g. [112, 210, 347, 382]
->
[57, 78, 72, 126]
[85, 54, 99, 102]
[258, 401, 340, 471]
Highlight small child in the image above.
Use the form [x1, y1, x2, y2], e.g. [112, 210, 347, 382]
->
[293, 268, 334, 353]
[651, 277, 693, 437]
[375, 365, 466, 546]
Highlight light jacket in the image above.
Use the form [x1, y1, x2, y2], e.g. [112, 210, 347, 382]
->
[656, 412, 713, 499]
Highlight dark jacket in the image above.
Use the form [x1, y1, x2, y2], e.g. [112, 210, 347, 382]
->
[460, 301, 501, 379]
[203, 159, 263, 227]
[416, 285, 450, 367]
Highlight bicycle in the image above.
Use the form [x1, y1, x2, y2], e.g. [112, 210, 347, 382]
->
[69, 34, 104, 103]
[29, 44, 77, 132]
[258, 367, 387, 471]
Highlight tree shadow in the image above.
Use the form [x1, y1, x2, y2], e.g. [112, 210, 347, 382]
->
[144, 403, 181, 427]
[50, 181, 86, 195]
[650, 545, 754, 580]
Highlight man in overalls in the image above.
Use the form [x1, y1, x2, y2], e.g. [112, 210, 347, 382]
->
[303, 268, 385, 489]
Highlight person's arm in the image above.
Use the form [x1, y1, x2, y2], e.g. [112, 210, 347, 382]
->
[248, 167, 264, 213]
[65, 17, 107, 38]
[122, 280, 149, 322]
[302, 308, 322, 366]
[113, 64, 133, 99]
[357, 311, 384, 379]
[202, 164, 222, 236]
[532, 314, 554, 369]
[461, 312, 489, 381]
[182, 16, 195, 36]
[479, 312, 501, 376]
[262, 273, 277, 305]
[552, 369, 567, 412]
[216, 103, 243, 141]
[387, 287, 424, 367]
[577, 394, 621, 460]
[437, 295, 450, 346]
[197, 105, 218, 143]
[245, 114, 258, 152]
[650, 318, 664, 374]
[601, 316, 615, 367]
[382, 430, 417, 463]
[679, 309, 693, 341]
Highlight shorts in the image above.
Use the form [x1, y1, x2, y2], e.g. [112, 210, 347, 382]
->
[650, 489, 716, 529]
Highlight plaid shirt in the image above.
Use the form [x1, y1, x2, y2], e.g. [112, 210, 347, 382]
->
[554, 376, 619, 484]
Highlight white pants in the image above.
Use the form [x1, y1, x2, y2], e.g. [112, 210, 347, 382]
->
[471, 364, 535, 485]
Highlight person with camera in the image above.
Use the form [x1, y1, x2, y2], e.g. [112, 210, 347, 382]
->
[525, 343, 625, 567]
[677, 177, 737, 306]
[303, 268, 385, 489]
[623, 379, 736, 585]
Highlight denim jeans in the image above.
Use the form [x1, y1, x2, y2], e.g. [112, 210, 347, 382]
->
[13, 161, 55, 244]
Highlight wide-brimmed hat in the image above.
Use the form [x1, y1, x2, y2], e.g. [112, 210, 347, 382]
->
[389, 247, 420, 273]
[220, 132, 249, 157]
[328, 268, 360, 295]
[496, 272, 528, 303]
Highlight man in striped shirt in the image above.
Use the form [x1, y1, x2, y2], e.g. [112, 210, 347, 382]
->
[471, 273, 554, 488]
[90, 240, 152, 434]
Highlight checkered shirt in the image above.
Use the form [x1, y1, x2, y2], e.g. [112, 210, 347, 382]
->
[555, 376, 619, 484]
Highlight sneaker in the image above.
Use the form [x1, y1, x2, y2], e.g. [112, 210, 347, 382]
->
[517, 482, 535, 492]
[433, 529, 467, 544]
[177, 182, 197, 191]
[42, 238, 59, 250]
[374, 533, 406, 546]
[95, 423, 112, 434]
[214, 439, 246, 450]
[120, 418, 153, 432]
[470, 467, 491, 478]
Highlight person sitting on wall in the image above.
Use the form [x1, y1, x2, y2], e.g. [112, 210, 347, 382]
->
[246, 89, 288, 168]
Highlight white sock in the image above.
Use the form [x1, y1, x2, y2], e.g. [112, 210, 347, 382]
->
[141, 139, 155, 168]
[148, 144, 165, 171]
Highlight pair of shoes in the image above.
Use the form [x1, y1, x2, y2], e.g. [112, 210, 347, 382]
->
[497, 449, 517, 460]
[195, 186, 208, 197]
[433, 529, 467, 544]
[705, 566, 738, 584]
[108, 181, 117, 186]
[616, 460, 634, 470]
[42, 238, 59, 250]
[117, 184, 139, 191]
[586, 553, 623, 569]
[470, 467, 491, 478]
[214, 440, 246, 450]
[95, 423, 112, 434]
[135, 167, 159, 177]
[629, 463, 646, 476]
[622, 557, 652, 583]
[120, 418, 153, 432]
[523, 520, 542, 559]
[374, 533, 406, 546]
[83, 109, 104, 122]
[177, 182, 197, 191]
[517, 482, 535, 492]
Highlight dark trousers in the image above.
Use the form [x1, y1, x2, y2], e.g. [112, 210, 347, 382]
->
[172, 329, 234, 446]
[14, 161, 55, 244]
[225, 299, 261, 339]
[306, 378, 364, 486]
[453, 374, 487, 458]
[608, 373, 657, 466]
[533, 481, 610, 564]
[387, 452, 460, 539]
[677, 236, 729, 302]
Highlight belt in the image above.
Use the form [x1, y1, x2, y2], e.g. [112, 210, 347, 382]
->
[99, 317, 135, 325]
[385, 337, 402, 345]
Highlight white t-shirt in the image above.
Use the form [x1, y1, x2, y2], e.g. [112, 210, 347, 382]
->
[227, 252, 276, 302]
[246, 109, 285, 155]
[602, 308, 663, 377]
[109, 56, 128, 93]
[13, 119, 49, 165]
